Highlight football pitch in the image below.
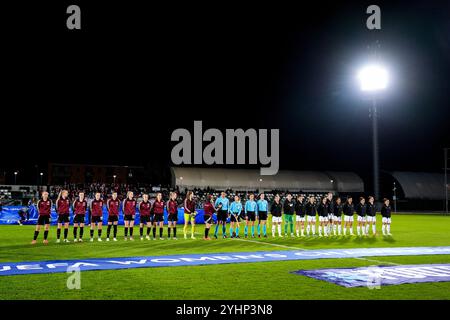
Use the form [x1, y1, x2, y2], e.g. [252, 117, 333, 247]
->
[1, 214, 450, 300]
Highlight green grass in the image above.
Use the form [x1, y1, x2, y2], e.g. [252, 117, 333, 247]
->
[1, 214, 450, 300]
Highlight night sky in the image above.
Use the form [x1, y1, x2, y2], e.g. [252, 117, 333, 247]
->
[2, 1, 450, 186]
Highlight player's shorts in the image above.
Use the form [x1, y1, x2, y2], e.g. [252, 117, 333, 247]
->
[153, 214, 164, 223]
[124, 215, 134, 221]
[272, 216, 282, 223]
[140, 215, 151, 224]
[73, 214, 85, 224]
[344, 215, 354, 222]
[333, 214, 342, 222]
[57, 214, 70, 223]
[184, 213, 195, 223]
[307, 215, 316, 223]
[258, 211, 268, 221]
[230, 214, 240, 223]
[217, 210, 228, 222]
[204, 215, 213, 224]
[91, 216, 103, 224]
[296, 215, 306, 222]
[247, 211, 256, 221]
[319, 216, 328, 222]
[37, 215, 51, 225]
[366, 215, 376, 223]
[357, 215, 366, 222]
[168, 213, 178, 222]
[328, 213, 334, 221]
[382, 217, 391, 224]
[108, 215, 119, 223]
[239, 212, 247, 221]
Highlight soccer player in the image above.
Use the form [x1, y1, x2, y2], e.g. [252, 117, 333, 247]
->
[317, 197, 329, 237]
[229, 195, 243, 238]
[295, 195, 306, 237]
[333, 197, 343, 236]
[56, 190, 71, 243]
[381, 198, 392, 236]
[270, 194, 283, 237]
[305, 196, 316, 236]
[326, 192, 334, 235]
[152, 192, 165, 240]
[203, 195, 215, 240]
[73, 191, 87, 242]
[122, 191, 136, 241]
[31, 191, 52, 244]
[139, 193, 152, 240]
[343, 196, 355, 236]
[244, 193, 257, 238]
[89, 192, 104, 242]
[256, 193, 269, 238]
[355, 197, 367, 236]
[283, 194, 295, 237]
[106, 191, 120, 241]
[366, 196, 377, 235]
[166, 192, 179, 239]
[183, 191, 196, 239]
[214, 192, 229, 239]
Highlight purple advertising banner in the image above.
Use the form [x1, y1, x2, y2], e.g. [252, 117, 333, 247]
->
[294, 264, 450, 288]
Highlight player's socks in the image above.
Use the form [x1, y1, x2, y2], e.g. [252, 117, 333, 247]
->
[153, 227, 157, 238]
[90, 229, 94, 238]
[43, 230, 49, 240]
[57, 228, 61, 240]
[33, 231, 39, 240]
[98, 229, 102, 237]
[301, 227, 304, 236]
[64, 228, 68, 240]
[333, 225, 337, 235]
[229, 226, 234, 237]
[257, 224, 261, 235]
[251, 225, 255, 236]
[130, 227, 134, 237]
[147, 226, 151, 236]
[235, 227, 239, 236]
[338, 225, 342, 235]
[312, 225, 316, 235]
[80, 227, 84, 238]
[106, 225, 111, 238]
[173, 227, 177, 238]
[306, 225, 310, 235]
[244, 225, 248, 236]
[214, 224, 219, 237]
[113, 225, 118, 238]
[140, 227, 144, 237]
[168, 228, 171, 238]
[277, 224, 282, 236]
[263, 225, 267, 236]
[387, 224, 391, 234]
[124, 227, 128, 237]
[284, 222, 288, 235]
[205, 227, 209, 238]
[372, 225, 376, 234]
[357, 226, 361, 235]
[272, 225, 275, 237]
[183, 224, 188, 236]
[73, 227, 78, 238]
[318, 226, 322, 236]
[290, 223, 293, 234]
[222, 224, 226, 235]
[191, 225, 195, 237]
[160, 227, 163, 238]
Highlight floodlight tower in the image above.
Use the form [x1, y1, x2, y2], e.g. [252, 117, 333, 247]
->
[358, 56, 389, 200]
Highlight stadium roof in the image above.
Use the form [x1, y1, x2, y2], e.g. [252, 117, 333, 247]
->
[170, 167, 364, 193]
[390, 171, 446, 200]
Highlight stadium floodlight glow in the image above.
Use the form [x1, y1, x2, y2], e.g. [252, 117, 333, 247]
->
[40, 172, 43, 176]
[358, 64, 389, 91]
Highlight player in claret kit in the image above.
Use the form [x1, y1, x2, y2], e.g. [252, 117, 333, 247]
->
[305, 196, 316, 236]
[152, 192, 165, 240]
[355, 197, 367, 236]
[73, 191, 87, 242]
[183, 191, 196, 239]
[214, 192, 229, 239]
[366, 196, 377, 236]
[317, 197, 329, 237]
[270, 194, 283, 237]
[203, 195, 215, 240]
[56, 190, 71, 243]
[106, 192, 120, 241]
[343, 196, 355, 236]
[381, 198, 393, 236]
[122, 191, 136, 241]
[333, 197, 343, 236]
[229, 195, 243, 238]
[89, 192, 104, 242]
[256, 193, 269, 238]
[166, 192, 179, 240]
[31, 191, 52, 244]
[295, 195, 306, 237]
[244, 193, 257, 238]
[283, 194, 295, 237]
[139, 193, 152, 241]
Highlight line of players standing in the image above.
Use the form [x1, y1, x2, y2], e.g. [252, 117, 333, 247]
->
[30, 189, 393, 244]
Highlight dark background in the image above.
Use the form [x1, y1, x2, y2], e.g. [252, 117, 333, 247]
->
[2, 1, 450, 191]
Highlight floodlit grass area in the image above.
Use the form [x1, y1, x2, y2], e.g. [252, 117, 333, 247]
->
[0, 214, 450, 299]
